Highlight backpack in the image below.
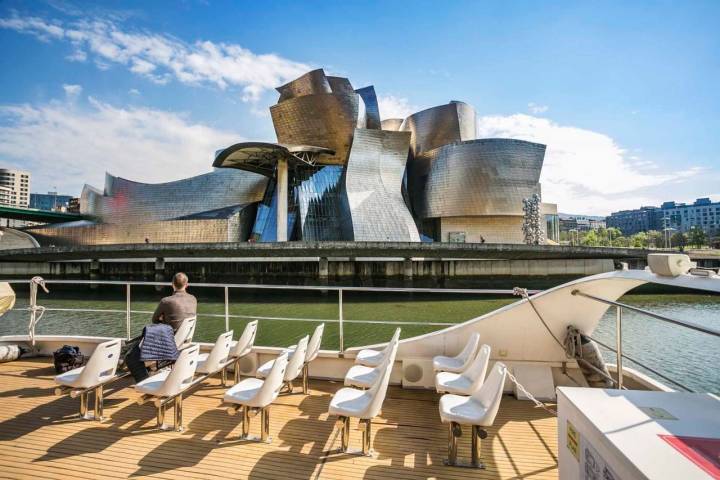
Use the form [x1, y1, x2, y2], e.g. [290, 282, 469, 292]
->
[53, 345, 86, 374]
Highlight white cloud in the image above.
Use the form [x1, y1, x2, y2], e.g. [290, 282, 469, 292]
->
[378, 95, 417, 120]
[0, 13, 310, 101]
[0, 97, 241, 194]
[476, 113, 700, 215]
[527, 102, 549, 114]
[62, 84, 82, 98]
[128, 88, 141, 95]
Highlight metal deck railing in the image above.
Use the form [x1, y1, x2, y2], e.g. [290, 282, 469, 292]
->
[571, 289, 720, 392]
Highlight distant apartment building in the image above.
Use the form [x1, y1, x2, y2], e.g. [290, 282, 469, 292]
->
[0, 168, 30, 207]
[559, 215, 606, 232]
[607, 198, 720, 236]
[29, 192, 74, 211]
[68, 197, 80, 213]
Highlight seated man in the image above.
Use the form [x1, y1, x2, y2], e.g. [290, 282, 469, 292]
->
[125, 272, 198, 382]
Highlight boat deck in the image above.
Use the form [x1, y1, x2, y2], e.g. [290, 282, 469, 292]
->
[0, 358, 558, 479]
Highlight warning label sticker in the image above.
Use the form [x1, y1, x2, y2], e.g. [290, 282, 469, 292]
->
[567, 419, 580, 461]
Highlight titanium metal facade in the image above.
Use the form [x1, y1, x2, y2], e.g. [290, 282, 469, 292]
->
[400, 101, 476, 156]
[81, 169, 267, 224]
[21, 67, 557, 247]
[341, 129, 420, 242]
[417, 139, 545, 219]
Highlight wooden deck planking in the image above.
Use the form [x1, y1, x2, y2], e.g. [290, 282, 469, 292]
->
[0, 359, 559, 479]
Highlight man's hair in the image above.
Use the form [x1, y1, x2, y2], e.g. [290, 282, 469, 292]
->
[172, 272, 189, 290]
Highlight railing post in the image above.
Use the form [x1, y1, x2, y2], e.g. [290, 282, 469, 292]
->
[224, 286, 230, 332]
[126, 284, 131, 340]
[338, 288, 344, 352]
[616, 305, 623, 389]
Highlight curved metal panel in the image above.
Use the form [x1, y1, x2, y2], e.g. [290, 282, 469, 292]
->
[270, 93, 362, 165]
[381, 118, 403, 131]
[418, 138, 545, 219]
[83, 169, 267, 224]
[342, 129, 420, 242]
[400, 101, 476, 156]
[276, 68, 331, 102]
[355, 86, 381, 130]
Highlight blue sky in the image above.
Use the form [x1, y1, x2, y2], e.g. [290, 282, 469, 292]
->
[1, 0, 719, 215]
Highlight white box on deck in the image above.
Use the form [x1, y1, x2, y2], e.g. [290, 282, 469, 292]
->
[512, 364, 556, 401]
[557, 387, 720, 480]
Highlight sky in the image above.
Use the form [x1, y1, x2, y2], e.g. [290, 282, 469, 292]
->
[0, 0, 719, 216]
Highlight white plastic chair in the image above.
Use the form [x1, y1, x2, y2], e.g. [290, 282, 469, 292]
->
[256, 335, 308, 394]
[54, 339, 121, 421]
[354, 328, 401, 367]
[174, 316, 197, 349]
[328, 338, 398, 456]
[344, 336, 398, 389]
[229, 320, 258, 384]
[223, 351, 289, 443]
[438, 362, 508, 468]
[435, 344, 491, 395]
[433, 332, 480, 373]
[301, 323, 324, 393]
[196, 330, 234, 385]
[134, 344, 200, 431]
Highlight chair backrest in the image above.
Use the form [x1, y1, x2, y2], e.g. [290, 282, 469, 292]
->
[174, 316, 197, 349]
[472, 362, 507, 426]
[79, 339, 121, 385]
[255, 351, 289, 407]
[455, 332, 480, 365]
[362, 339, 398, 419]
[285, 335, 309, 381]
[376, 327, 401, 357]
[203, 330, 234, 373]
[305, 323, 325, 363]
[231, 320, 258, 358]
[465, 344, 491, 392]
[156, 344, 200, 397]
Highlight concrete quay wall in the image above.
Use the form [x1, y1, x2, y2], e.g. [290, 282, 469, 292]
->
[0, 257, 615, 289]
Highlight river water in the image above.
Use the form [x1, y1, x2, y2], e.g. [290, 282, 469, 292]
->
[1, 290, 717, 393]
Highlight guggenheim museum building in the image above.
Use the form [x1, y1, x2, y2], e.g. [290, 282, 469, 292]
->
[28, 69, 559, 246]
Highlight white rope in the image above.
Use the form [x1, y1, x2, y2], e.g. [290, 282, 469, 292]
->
[505, 368, 557, 417]
[28, 276, 48, 346]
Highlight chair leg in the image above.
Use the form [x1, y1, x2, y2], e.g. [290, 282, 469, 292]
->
[221, 367, 227, 387]
[302, 363, 309, 394]
[361, 419, 372, 455]
[241, 406, 250, 438]
[79, 391, 93, 420]
[157, 402, 167, 430]
[445, 422, 460, 466]
[444, 422, 486, 468]
[340, 416, 350, 452]
[471, 425, 482, 468]
[94, 385, 104, 421]
[260, 407, 271, 443]
[234, 359, 241, 384]
[174, 395, 184, 432]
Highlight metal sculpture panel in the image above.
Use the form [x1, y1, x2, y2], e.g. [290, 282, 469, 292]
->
[342, 129, 420, 241]
[81, 169, 267, 224]
[417, 138, 545, 219]
[355, 86, 381, 130]
[400, 101, 476, 156]
[270, 93, 363, 165]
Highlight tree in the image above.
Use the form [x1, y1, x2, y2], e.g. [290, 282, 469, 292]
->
[614, 236, 631, 247]
[631, 232, 648, 248]
[688, 227, 707, 248]
[671, 232, 687, 250]
[582, 230, 600, 247]
[646, 230, 663, 248]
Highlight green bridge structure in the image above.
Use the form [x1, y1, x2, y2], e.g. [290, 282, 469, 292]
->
[0, 205, 88, 224]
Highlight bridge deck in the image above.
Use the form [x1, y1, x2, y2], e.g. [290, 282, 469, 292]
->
[0, 358, 559, 479]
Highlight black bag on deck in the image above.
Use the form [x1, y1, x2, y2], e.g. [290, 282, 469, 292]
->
[53, 345, 86, 374]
